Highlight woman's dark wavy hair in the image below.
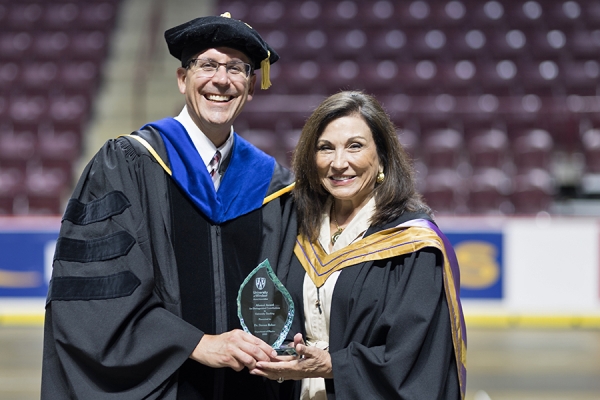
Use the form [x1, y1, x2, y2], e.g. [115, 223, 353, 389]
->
[292, 91, 431, 241]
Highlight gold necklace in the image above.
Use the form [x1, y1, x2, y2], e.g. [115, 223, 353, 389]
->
[331, 202, 344, 245]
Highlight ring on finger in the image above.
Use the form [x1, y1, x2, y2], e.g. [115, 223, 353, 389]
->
[277, 377, 284, 383]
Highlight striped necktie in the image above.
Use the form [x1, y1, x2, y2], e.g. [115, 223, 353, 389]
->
[208, 150, 221, 185]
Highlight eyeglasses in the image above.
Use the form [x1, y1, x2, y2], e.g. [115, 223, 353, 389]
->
[187, 58, 253, 80]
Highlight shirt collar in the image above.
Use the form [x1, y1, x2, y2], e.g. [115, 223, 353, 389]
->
[174, 105, 234, 167]
[318, 196, 377, 253]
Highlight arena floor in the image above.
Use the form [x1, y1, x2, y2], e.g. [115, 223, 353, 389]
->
[2, 325, 599, 399]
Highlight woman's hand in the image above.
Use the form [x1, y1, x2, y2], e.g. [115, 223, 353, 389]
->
[249, 333, 333, 381]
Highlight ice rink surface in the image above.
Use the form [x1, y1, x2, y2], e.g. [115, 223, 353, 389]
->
[2, 325, 599, 399]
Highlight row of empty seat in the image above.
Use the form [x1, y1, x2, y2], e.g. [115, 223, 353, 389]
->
[239, 119, 596, 172]
[240, 122, 599, 215]
[0, 119, 82, 214]
[221, 0, 600, 215]
[0, 95, 90, 125]
[0, 30, 111, 62]
[419, 166, 556, 215]
[0, 122, 81, 163]
[259, 26, 600, 61]
[0, 0, 121, 215]
[0, 1, 119, 31]
[0, 61, 99, 100]
[239, 93, 599, 150]
[221, 0, 600, 29]
[0, 164, 69, 215]
[3, 58, 596, 95]
[2, 0, 598, 215]
[264, 59, 600, 97]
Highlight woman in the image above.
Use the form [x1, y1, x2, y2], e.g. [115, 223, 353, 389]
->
[251, 91, 466, 399]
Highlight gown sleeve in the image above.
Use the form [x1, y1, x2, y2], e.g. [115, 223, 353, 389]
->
[42, 138, 203, 399]
[328, 248, 460, 400]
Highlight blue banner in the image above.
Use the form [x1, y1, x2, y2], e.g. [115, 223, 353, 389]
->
[0, 231, 58, 298]
[446, 232, 503, 299]
[0, 229, 503, 300]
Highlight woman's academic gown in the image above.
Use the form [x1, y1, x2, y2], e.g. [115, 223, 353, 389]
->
[285, 212, 463, 400]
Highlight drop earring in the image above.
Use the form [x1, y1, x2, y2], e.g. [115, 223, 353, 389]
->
[376, 171, 385, 184]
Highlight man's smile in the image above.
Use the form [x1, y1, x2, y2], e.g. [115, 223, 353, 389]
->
[204, 94, 233, 102]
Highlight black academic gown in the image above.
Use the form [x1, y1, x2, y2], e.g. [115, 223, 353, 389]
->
[41, 126, 297, 400]
[284, 212, 462, 400]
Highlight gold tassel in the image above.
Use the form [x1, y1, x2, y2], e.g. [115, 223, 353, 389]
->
[219, 11, 269, 89]
[261, 50, 271, 90]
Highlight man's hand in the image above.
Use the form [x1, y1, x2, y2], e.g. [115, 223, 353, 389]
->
[190, 329, 277, 371]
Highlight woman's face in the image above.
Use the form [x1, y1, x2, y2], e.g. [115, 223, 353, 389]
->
[315, 115, 381, 207]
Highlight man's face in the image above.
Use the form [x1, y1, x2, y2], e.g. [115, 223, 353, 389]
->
[177, 47, 256, 138]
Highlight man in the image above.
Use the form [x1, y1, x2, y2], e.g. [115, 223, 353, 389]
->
[41, 13, 296, 399]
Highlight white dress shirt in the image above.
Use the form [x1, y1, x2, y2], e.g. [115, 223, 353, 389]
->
[300, 197, 377, 400]
[174, 105, 234, 190]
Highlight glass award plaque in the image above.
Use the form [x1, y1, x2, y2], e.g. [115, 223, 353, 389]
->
[237, 259, 296, 355]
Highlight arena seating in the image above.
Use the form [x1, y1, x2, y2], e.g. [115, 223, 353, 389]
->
[219, 0, 600, 215]
[0, 0, 121, 214]
[3, 0, 598, 215]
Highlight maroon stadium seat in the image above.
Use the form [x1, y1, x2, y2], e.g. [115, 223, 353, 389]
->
[421, 168, 466, 214]
[0, 32, 33, 61]
[581, 129, 600, 174]
[468, 128, 510, 169]
[6, 3, 44, 31]
[421, 128, 464, 170]
[511, 168, 554, 214]
[466, 167, 513, 215]
[511, 128, 554, 171]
